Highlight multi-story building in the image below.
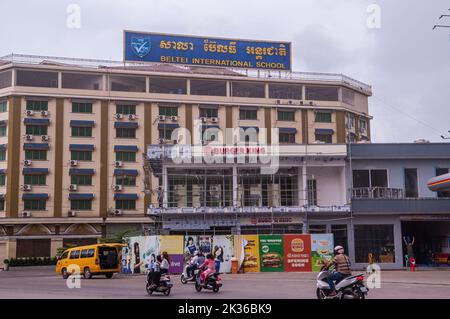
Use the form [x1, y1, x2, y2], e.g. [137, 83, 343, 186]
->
[0, 53, 372, 263]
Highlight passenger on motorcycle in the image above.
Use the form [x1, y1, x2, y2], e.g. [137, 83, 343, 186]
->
[150, 255, 162, 289]
[186, 251, 199, 277]
[198, 253, 216, 284]
[322, 245, 352, 296]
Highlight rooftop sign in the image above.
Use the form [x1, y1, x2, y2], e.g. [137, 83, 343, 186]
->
[123, 30, 292, 70]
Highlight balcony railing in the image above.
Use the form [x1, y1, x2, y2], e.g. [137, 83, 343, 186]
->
[351, 187, 404, 199]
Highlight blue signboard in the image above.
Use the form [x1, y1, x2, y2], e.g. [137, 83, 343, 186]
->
[124, 31, 291, 71]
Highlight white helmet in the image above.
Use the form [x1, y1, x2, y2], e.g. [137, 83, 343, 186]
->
[334, 245, 344, 253]
[193, 250, 198, 255]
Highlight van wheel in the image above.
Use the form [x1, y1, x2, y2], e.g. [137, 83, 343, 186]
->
[105, 273, 113, 279]
[83, 267, 92, 279]
[62, 268, 69, 279]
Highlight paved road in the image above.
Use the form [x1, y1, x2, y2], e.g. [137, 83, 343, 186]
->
[1, 267, 450, 299]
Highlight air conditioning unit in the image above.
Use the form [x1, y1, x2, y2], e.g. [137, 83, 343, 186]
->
[114, 161, 123, 167]
[25, 134, 34, 141]
[114, 113, 123, 120]
[25, 110, 35, 116]
[172, 139, 178, 145]
[171, 116, 178, 122]
[70, 160, 78, 167]
[210, 117, 218, 123]
[113, 185, 123, 191]
[41, 110, 49, 117]
[114, 209, 123, 216]
[158, 138, 165, 144]
[309, 101, 314, 106]
[200, 117, 207, 123]
[300, 100, 304, 106]
[41, 135, 49, 141]
[68, 210, 77, 217]
[276, 100, 281, 104]
[288, 100, 293, 105]
[23, 160, 32, 166]
[22, 211, 32, 218]
[22, 184, 32, 191]
[128, 114, 137, 120]
[158, 115, 166, 121]
[69, 184, 78, 191]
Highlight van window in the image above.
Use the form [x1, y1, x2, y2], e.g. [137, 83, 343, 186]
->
[81, 248, 95, 258]
[60, 251, 69, 260]
[69, 250, 80, 259]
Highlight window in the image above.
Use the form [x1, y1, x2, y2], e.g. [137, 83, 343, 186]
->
[71, 175, 92, 186]
[0, 70, 12, 89]
[25, 150, 47, 160]
[24, 175, 46, 185]
[81, 249, 95, 258]
[116, 151, 136, 162]
[305, 86, 339, 101]
[307, 179, 317, 206]
[0, 126, 6, 137]
[62, 73, 102, 90]
[190, 79, 227, 96]
[355, 225, 395, 263]
[352, 169, 388, 188]
[26, 100, 48, 111]
[110, 75, 146, 92]
[277, 110, 295, 121]
[342, 88, 355, 105]
[149, 77, 187, 94]
[359, 119, 367, 131]
[159, 128, 175, 140]
[115, 175, 136, 186]
[314, 134, 332, 144]
[0, 199, 4, 211]
[436, 168, 450, 198]
[0, 101, 7, 112]
[116, 104, 136, 115]
[199, 107, 218, 118]
[202, 128, 219, 142]
[71, 126, 92, 137]
[279, 133, 295, 143]
[116, 128, 136, 138]
[71, 199, 92, 210]
[16, 70, 58, 88]
[26, 125, 48, 135]
[269, 84, 302, 99]
[308, 224, 327, 234]
[353, 170, 370, 188]
[116, 199, 136, 210]
[0, 151, 6, 161]
[315, 111, 332, 123]
[239, 109, 257, 120]
[232, 82, 265, 98]
[24, 199, 46, 210]
[159, 106, 178, 117]
[72, 102, 93, 113]
[69, 250, 80, 259]
[332, 225, 348, 253]
[346, 113, 355, 128]
[71, 151, 92, 161]
[0, 174, 5, 186]
[404, 168, 418, 198]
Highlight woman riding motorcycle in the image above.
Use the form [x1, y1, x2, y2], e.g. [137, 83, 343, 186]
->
[198, 253, 216, 285]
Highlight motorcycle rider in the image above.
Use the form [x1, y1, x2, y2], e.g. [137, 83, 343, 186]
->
[186, 250, 199, 278]
[150, 255, 162, 289]
[198, 253, 216, 286]
[322, 245, 352, 297]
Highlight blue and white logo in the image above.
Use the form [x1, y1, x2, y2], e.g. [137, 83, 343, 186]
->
[131, 37, 151, 58]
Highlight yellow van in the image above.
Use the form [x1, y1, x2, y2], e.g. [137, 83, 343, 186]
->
[55, 243, 125, 279]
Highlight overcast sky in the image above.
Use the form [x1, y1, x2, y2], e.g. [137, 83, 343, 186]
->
[0, 0, 449, 143]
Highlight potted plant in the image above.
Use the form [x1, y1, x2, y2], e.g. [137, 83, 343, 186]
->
[3, 259, 9, 271]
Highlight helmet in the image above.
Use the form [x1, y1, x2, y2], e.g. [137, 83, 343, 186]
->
[193, 250, 198, 255]
[334, 245, 344, 253]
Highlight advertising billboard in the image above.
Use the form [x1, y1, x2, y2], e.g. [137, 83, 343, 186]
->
[283, 234, 312, 272]
[311, 234, 334, 272]
[243, 235, 260, 272]
[124, 31, 291, 70]
[259, 235, 284, 272]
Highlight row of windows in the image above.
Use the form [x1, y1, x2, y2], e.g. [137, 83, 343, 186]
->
[19, 199, 137, 211]
[15, 69, 355, 102]
[19, 174, 137, 186]
[22, 150, 137, 162]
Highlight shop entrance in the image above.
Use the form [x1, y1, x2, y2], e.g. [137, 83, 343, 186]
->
[401, 221, 450, 266]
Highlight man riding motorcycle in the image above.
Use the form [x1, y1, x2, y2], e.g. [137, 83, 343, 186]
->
[321, 245, 352, 297]
[186, 251, 199, 278]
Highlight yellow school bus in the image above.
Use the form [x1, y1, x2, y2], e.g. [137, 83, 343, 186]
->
[55, 243, 125, 279]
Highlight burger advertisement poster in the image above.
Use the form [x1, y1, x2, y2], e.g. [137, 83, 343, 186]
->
[243, 235, 260, 272]
[259, 235, 284, 272]
[311, 234, 334, 272]
[283, 235, 312, 272]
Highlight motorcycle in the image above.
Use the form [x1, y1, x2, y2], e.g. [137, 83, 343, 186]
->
[181, 263, 197, 284]
[316, 266, 369, 299]
[146, 271, 173, 296]
[194, 269, 222, 293]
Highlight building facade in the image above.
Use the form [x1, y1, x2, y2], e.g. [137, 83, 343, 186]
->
[0, 53, 372, 263]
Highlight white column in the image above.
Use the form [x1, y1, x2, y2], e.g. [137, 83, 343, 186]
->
[233, 166, 238, 206]
[163, 166, 168, 208]
[302, 164, 307, 206]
